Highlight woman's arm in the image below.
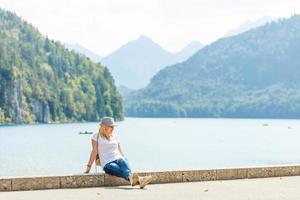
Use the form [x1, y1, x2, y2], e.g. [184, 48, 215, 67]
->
[84, 139, 98, 173]
[118, 142, 125, 157]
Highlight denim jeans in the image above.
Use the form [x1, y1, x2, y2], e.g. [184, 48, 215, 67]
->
[103, 158, 132, 181]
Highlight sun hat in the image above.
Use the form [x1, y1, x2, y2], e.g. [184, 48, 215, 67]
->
[100, 117, 116, 126]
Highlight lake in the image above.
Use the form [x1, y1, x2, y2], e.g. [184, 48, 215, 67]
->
[0, 117, 300, 177]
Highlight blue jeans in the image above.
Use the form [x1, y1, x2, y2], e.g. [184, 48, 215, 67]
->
[103, 158, 132, 181]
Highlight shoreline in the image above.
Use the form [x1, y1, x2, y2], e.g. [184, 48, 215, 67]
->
[1, 117, 300, 127]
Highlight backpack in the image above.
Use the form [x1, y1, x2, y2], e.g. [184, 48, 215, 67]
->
[95, 133, 101, 166]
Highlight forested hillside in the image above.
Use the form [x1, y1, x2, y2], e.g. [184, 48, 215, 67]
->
[126, 15, 300, 118]
[0, 9, 123, 124]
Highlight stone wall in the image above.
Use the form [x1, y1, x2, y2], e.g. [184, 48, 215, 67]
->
[1, 165, 300, 191]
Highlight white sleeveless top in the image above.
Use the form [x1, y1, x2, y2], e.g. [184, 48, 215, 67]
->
[92, 133, 123, 168]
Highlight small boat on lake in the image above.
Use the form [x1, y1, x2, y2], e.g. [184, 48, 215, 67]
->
[79, 131, 93, 134]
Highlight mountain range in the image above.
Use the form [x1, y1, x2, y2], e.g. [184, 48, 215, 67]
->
[125, 15, 300, 118]
[224, 16, 273, 37]
[67, 17, 275, 90]
[67, 36, 203, 90]
[101, 36, 203, 89]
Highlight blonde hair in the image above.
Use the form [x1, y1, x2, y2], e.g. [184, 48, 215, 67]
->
[99, 126, 106, 138]
[99, 125, 113, 138]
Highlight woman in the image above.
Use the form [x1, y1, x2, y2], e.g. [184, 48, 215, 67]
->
[85, 117, 152, 189]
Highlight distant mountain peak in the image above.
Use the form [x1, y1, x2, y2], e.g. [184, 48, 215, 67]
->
[225, 16, 274, 37]
[64, 43, 101, 63]
[137, 35, 153, 42]
[179, 41, 203, 53]
[175, 41, 204, 61]
[113, 35, 163, 53]
[101, 36, 204, 89]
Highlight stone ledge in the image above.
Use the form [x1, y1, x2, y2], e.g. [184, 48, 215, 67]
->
[183, 169, 216, 182]
[216, 168, 248, 180]
[137, 171, 183, 184]
[1, 165, 300, 191]
[274, 166, 300, 177]
[12, 176, 60, 191]
[0, 179, 11, 191]
[60, 174, 104, 188]
[104, 174, 129, 186]
[248, 167, 275, 178]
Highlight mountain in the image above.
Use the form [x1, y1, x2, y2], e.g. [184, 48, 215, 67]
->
[117, 85, 134, 99]
[125, 15, 300, 118]
[175, 41, 204, 61]
[64, 43, 102, 63]
[0, 9, 123, 124]
[101, 35, 203, 89]
[224, 16, 273, 37]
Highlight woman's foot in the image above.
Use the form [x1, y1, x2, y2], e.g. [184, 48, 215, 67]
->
[138, 175, 152, 189]
[129, 173, 139, 186]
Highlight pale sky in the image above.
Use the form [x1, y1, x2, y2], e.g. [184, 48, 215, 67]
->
[0, 0, 299, 56]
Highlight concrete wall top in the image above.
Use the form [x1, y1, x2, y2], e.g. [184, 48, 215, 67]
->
[1, 165, 300, 191]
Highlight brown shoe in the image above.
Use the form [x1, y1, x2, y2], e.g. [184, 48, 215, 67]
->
[129, 173, 139, 186]
[139, 175, 152, 189]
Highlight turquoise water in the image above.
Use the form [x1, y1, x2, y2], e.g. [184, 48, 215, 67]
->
[0, 118, 300, 177]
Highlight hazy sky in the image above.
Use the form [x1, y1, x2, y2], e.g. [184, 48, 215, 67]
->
[0, 0, 299, 56]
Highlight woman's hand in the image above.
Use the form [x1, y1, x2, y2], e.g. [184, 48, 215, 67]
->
[84, 139, 98, 174]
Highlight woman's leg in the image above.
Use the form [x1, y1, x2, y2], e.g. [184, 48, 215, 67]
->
[115, 158, 132, 180]
[103, 161, 127, 180]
